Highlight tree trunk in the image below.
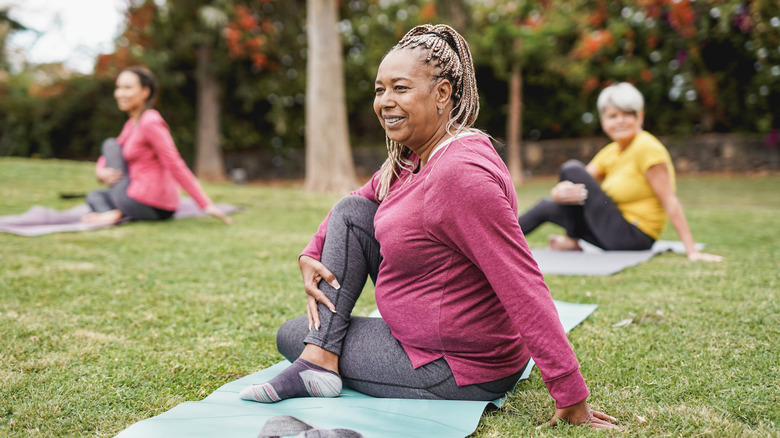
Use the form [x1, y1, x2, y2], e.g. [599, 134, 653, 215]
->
[304, 0, 357, 193]
[506, 63, 524, 185]
[194, 44, 227, 183]
[436, 0, 469, 30]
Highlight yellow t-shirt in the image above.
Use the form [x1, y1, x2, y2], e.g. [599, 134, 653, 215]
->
[588, 131, 675, 239]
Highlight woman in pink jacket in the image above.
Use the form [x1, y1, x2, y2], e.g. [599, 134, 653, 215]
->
[82, 66, 230, 225]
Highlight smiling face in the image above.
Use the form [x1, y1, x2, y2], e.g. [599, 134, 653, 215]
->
[599, 106, 644, 148]
[114, 71, 150, 119]
[373, 49, 451, 155]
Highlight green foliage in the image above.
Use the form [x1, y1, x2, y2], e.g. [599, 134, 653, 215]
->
[467, 0, 780, 139]
[0, 74, 125, 159]
[0, 8, 25, 72]
[0, 158, 778, 436]
[567, 0, 780, 135]
[339, 0, 428, 145]
[115, 0, 309, 161]
[0, 0, 779, 161]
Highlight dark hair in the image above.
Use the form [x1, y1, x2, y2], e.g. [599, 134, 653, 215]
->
[121, 66, 158, 107]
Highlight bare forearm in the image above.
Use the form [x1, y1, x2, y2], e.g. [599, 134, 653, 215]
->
[665, 197, 696, 254]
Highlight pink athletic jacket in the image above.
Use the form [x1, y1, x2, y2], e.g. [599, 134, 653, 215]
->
[302, 133, 589, 408]
[96, 110, 211, 211]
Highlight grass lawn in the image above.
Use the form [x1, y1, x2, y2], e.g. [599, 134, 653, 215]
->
[0, 157, 777, 437]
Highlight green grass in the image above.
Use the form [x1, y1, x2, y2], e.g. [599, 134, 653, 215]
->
[1, 157, 778, 437]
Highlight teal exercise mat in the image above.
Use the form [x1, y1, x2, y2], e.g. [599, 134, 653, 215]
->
[115, 300, 597, 438]
[0, 197, 242, 236]
[531, 240, 705, 276]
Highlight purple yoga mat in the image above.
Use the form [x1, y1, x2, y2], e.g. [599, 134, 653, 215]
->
[0, 197, 241, 237]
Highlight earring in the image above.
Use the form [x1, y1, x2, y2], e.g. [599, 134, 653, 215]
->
[437, 108, 443, 115]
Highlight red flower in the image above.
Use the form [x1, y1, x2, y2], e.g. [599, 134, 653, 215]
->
[246, 36, 264, 52]
[252, 53, 267, 70]
[420, 3, 437, 22]
[647, 34, 659, 49]
[668, 0, 696, 39]
[694, 76, 718, 108]
[584, 76, 600, 94]
[572, 30, 613, 59]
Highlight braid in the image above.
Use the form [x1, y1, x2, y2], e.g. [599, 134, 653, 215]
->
[375, 24, 480, 201]
[376, 137, 416, 202]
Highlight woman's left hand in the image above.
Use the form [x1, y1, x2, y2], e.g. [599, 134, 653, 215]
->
[551, 181, 588, 205]
[204, 204, 233, 225]
[540, 400, 623, 430]
[687, 250, 723, 262]
[97, 167, 123, 185]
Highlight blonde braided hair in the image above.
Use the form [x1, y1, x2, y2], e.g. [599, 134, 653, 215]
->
[375, 24, 480, 201]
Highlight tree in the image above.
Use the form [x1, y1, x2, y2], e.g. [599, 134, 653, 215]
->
[436, 0, 470, 30]
[6, 0, 777, 174]
[558, 0, 780, 135]
[171, 1, 228, 183]
[337, 1, 429, 148]
[194, 41, 225, 182]
[304, 0, 357, 193]
[109, 0, 311, 176]
[506, 61, 523, 184]
[101, 0, 310, 181]
[0, 9, 25, 73]
[93, 1, 228, 181]
[470, 1, 580, 184]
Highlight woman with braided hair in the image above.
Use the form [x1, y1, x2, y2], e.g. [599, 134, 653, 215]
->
[240, 24, 620, 429]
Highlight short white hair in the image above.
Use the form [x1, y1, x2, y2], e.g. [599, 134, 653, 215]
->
[597, 82, 644, 116]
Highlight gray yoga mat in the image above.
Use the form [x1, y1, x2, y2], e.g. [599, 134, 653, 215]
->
[531, 240, 704, 276]
[0, 197, 242, 236]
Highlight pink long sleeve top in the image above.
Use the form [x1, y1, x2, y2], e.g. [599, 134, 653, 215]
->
[302, 133, 589, 408]
[96, 109, 212, 211]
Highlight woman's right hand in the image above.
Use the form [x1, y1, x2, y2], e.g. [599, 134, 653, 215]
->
[203, 204, 233, 225]
[687, 250, 723, 262]
[551, 180, 588, 205]
[97, 167, 123, 185]
[298, 255, 340, 331]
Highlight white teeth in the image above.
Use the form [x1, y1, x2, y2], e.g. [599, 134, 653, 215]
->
[385, 117, 402, 123]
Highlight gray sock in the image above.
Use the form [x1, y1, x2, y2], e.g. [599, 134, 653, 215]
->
[259, 415, 364, 438]
[239, 359, 342, 403]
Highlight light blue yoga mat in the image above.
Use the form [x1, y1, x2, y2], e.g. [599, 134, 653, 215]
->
[115, 300, 597, 438]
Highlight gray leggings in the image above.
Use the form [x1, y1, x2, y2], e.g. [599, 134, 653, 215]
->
[86, 138, 173, 221]
[518, 159, 654, 250]
[277, 196, 527, 401]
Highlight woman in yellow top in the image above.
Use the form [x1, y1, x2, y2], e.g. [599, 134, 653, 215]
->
[518, 82, 721, 261]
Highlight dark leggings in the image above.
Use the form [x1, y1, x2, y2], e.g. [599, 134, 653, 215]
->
[86, 138, 174, 221]
[518, 160, 654, 251]
[277, 196, 527, 401]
